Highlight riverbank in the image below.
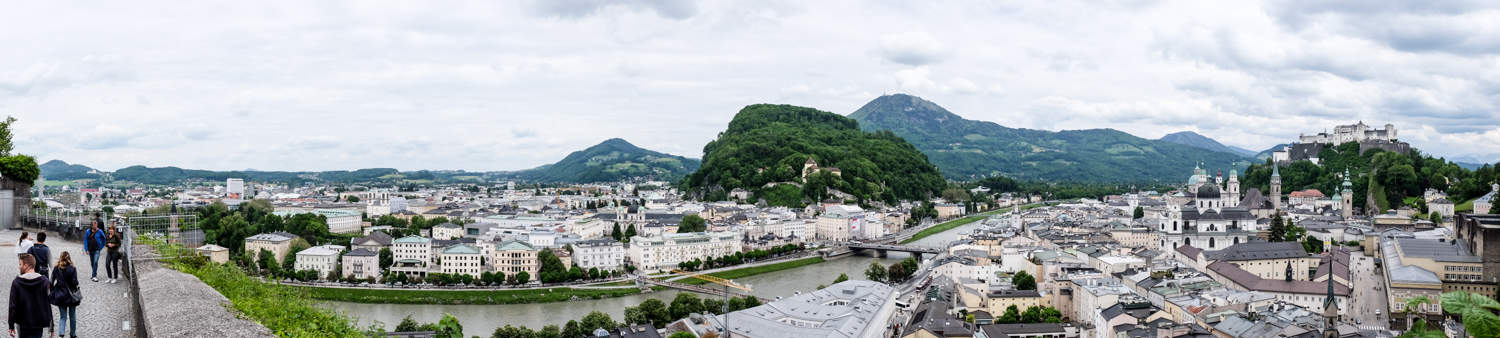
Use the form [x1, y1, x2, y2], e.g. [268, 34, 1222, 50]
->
[900, 202, 1047, 244]
[298, 256, 828, 304]
[674, 256, 825, 285]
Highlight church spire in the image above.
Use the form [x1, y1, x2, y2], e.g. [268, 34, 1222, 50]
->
[1272, 163, 1280, 177]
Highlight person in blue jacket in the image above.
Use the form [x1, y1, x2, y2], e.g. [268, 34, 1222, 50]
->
[83, 220, 105, 282]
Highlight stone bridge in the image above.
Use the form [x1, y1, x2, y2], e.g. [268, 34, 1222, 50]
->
[848, 243, 941, 260]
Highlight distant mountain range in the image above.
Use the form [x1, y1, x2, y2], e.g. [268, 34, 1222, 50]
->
[848, 94, 1252, 183]
[39, 138, 698, 185]
[1157, 131, 1257, 157]
[503, 138, 701, 183]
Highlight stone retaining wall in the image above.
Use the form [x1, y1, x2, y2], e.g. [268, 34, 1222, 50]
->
[131, 243, 273, 337]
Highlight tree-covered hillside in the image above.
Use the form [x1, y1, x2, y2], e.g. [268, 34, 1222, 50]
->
[506, 138, 701, 183]
[686, 104, 945, 205]
[848, 94, 1251, 183]
[40, 160, 100, 180]
[1241, 141, 1497, 214]
[1159, 131, 1255, 157]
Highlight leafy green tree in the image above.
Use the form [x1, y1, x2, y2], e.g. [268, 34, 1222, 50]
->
[0, 116, 16, 156]
[668, 333, 696, 338]
[999, 305, 1021, 324]
[1012, 271, 1037, 290]
[379, 248, 394, 271]
[562, 320, 584, 338]
[536, 325, 562, 338]
[1132, 206, 1144, 219]
[434, 314, 463, 338]
[669, 293, 704, 320]
[537, 249, 568, 283]
[1303, 236, 1324, 253]
[611, 223, 623, 240]
[865, 262, 887, 283]
[395, 315, 420, 332]
[678, 214, 707, 233]
[625, 224, 637, 238]
[832, 273, 849, 284]
[490, 325, 533, 338]
[1440, 291, 1500, 338]
[579, 311, 617, 332]
[1268, 214, 1287, 242]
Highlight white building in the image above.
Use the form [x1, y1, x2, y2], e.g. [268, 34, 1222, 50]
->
[391, 235, 432, 276]
[432, 223, 464, 240]
[816, 205, 866, 242]
[226, 178, 245, 197]
[294, 244, 345, 280]
[1298, 121, 1397, 144]
[439, 243, 484, 278]
[341, 248, 380, 281]
[572, 239, 625, 271]
[627, 231, 742, 272]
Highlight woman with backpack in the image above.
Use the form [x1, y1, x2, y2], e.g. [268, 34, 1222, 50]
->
[51, 251, 80, 338]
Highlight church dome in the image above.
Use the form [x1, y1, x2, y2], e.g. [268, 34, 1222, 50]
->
[1197, 184, 1221, 199]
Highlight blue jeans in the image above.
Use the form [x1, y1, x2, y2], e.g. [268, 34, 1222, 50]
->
[57, 305, 76, 336]
[89, 250, 101, 278]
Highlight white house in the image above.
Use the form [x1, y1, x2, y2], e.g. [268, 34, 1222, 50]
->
[294, 245, 346, 280]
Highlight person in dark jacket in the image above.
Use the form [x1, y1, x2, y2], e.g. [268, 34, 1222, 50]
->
[26, 232, 50, 279]
[84, 221, 105, 282]
[52, 251, 79, 338]
[9, 253, 52, 338]
[105, 225, 123, 283]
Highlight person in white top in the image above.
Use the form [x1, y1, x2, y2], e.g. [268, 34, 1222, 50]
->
[15, 231, 34, 257]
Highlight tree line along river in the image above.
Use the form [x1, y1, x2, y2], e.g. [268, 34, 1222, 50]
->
[319, 219, 981, 336]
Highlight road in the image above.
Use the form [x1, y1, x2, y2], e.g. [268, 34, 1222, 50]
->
[1346, 251, 1388, 329]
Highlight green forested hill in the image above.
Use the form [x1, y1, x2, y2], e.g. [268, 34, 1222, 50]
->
[507, 138, 701, 183]
[686, 104, 945, 204]
[1159, 131, 1256, 157]
[40, 160, 100, 180]
[1241, 142, 1497, 214]
[848, 94, 1251, 182]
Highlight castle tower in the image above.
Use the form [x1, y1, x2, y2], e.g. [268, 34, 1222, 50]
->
[1341, 169, 1354, 220]
[1271, 164, 1282, 211]
[1386, 123, 1397, 140]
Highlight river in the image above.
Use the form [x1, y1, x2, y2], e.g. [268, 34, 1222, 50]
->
[321, 217, 983, 336]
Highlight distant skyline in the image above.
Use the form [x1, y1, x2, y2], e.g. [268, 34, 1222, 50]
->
[5, 1, 1500, 172]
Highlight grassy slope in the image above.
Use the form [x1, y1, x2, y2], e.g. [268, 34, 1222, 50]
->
[900, 202, 1046, 244]
[675, 257, 826, 286]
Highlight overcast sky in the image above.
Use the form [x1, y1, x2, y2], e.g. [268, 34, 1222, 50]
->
[4, 1, 1499, 172]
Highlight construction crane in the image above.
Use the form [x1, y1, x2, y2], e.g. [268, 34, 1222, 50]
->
[671, 269, 753, 337]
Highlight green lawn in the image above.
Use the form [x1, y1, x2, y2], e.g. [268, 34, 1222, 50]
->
[297, 285, 646, 305]
[900, 202, 1047, 244]
[1457, 199, 1475, 213]
[675, 257, 826, 286]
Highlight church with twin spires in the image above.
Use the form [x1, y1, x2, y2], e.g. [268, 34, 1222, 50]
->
[1159, 164, 1259, 252]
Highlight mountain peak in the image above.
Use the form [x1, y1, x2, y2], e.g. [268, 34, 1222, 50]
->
[1159, 131, 1255, 157]
[848, 93, 964, 128]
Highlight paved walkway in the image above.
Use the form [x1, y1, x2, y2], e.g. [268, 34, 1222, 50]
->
[0, 227, 133, 337]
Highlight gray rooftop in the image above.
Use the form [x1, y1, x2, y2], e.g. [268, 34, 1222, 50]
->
[719, 280, 894, 338]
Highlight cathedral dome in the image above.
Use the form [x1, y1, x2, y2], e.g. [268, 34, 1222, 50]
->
[1196, 184, 1221, 199]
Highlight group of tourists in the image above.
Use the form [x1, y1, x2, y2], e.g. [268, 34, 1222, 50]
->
[6, 219, 123, 338]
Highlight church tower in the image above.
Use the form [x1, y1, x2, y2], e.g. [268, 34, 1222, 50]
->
[1321, 273, 1339, 338]
[1226, 170, 1240, 207]
[1341, 169, 1354, 220]
[1270, 164, 1282, 211]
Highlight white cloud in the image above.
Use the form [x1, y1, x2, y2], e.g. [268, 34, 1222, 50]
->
[2, 0, 1498, 172]
[879, 31, 946, 66]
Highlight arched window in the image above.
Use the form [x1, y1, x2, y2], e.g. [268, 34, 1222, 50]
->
[1209, 237, 1216, 248]
[1185, 238, 1193, 247]
[1233, 237, 1240, 245]
[1173, 221, 1178, 231]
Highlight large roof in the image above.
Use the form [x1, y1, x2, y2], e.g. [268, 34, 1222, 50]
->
[721, 280, 894, 338]
[1206, 261, 1350, 296]
[1203, 242, 1309, 261]
[1196, 185, 1221, 199]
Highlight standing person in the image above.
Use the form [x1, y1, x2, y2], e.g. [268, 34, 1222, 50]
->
[14, 232, 32, 258]
[8, 254, 52, 338]
[83, 221, 105, 282]
[105, 225, 122, 283]
[51, 252, 79, 338]
[27, 232, 51, 279]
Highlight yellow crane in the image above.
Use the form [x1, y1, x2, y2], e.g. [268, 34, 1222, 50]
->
[671, 269, 753, 337]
